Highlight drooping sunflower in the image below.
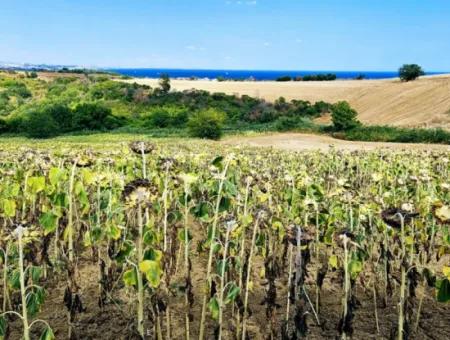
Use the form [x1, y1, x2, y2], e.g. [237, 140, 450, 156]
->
[129, 141, 156, 155]
[433, 202, 450, 224]
[122, 178, 158, 208]
[381, 207, 419, 229]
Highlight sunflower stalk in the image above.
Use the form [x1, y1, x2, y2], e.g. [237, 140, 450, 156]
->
[241, 215, 260, 340]
[199, 159, 230, 340]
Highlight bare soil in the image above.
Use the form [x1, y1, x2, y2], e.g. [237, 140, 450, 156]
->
[223, 133, 450, 152]
[5, 217, 450, 339]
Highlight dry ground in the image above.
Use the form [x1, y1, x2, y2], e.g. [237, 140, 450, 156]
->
[223, 133, 450, 152]
[125, 75, 450, 130]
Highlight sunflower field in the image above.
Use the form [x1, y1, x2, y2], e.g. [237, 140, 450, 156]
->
[0, 140, 449, 339]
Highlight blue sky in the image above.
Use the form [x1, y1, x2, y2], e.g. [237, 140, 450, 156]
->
[1, 0, 449, 71]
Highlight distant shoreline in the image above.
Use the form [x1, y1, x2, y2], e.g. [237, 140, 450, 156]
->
[109, 68, 448, 81]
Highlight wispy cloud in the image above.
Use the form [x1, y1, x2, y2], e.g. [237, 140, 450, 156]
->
[263, 41, 271, 47]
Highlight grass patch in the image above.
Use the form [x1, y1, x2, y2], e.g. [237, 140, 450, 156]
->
[335, 125, 450, 144]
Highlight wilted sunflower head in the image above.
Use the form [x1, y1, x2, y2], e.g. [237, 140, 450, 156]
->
[10, 223, 40, 244]
[285, 224, 314, 246]
[222, 214, 237, 231]
[381, 207, 419, 229]
[122, 178, 157, 208]
[255, 206, 271, 222]
[158, 157, 177, 171]
[432, 202, 450, 224]
[130, 141, 156, 155]
[70, 152, 94, 168]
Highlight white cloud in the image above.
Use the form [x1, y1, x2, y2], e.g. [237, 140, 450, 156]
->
[263, 42, 271, 47]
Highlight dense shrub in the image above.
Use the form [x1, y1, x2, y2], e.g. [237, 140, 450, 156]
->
[72, 102, 119, 131]
[0, 80, 32, 98]
[275, 116, 299, 131]
[338, 125, 450, 144]
[302, 73, 336, 81]
[188, 108, 225, 140]
[24, 109, 59, 138]
[146, 106, 188, 128]
[331, 101, 360, 131]
[275, 116, 318, 132]
[90, 80, 144, 101]
[276, 76, 292, 82]
[399, 64, 424, 81]
[43, 103, 74, 132]
[313, 101, 333, 114]
[0, 118, 8, 132]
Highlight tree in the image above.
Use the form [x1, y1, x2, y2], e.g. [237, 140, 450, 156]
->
[399, 64, 424, 81]
[331, 101, 360, 131]
[159, 73, 171, 93]
[187, 108, 225, 140]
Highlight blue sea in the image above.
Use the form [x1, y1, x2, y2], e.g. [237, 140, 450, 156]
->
[109, 68, 446, 80]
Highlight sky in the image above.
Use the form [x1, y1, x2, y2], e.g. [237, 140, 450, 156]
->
[1, 0, 450, 71]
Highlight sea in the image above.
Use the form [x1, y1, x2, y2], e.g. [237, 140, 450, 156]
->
[108, 68, 446, 81]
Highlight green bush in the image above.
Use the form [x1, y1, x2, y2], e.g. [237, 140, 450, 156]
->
[146, 106, 188, 128]
[24, 109, 59, 138]
[276, 76, 292, 82]
[331, 101, 360, 131]
[188, 108, 225, 140]
[302, 73, 336, 81]
[72, 102, 118, 131]
[0, 80, 32, 98]
[0, 118, 8, 132]
[275, 116, 318, 132]
[42, 102, 74, 132]
[399, 64, 424, 81]
[340, 125, 450, 144]
[275, 116, 299, 131]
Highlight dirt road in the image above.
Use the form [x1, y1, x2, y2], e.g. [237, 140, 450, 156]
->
[223, 133, 450, 152]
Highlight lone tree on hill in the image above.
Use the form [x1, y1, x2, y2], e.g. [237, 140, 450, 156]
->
[399, 64, 424, 81]
[331, 101, 360, 131]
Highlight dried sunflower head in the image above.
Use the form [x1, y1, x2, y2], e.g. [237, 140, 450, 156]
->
[158, 157, 177, 171]
[69, 153, 94, 168]
[130, 141, 156, 155]
[122, 179, 158, 208]
[381, 207, 419, 229]
[285, 224, 314, 246]
[433, 203, 450, 224]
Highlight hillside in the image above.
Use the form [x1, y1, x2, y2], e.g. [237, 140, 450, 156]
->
[127, 74, 450, 129]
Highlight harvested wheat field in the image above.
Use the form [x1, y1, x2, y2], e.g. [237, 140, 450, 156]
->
[127, 75, 450, 130]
